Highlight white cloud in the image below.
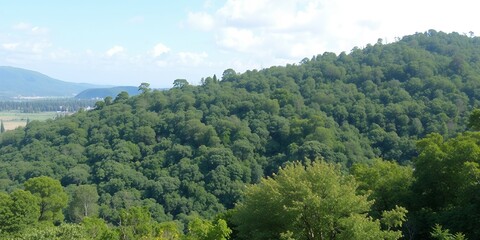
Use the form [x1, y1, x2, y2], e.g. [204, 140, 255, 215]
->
[177, 51, 208, 66]
[208, 0, 332, 62]
[152, 43, 170, 57]
[12, 22, 48, 35]
[106, 45, 124, 57]
[186, 12, 215, 31]
[194, 0, 480, 70]
[2, 43, 19, 51]
[216, 27, 261, 52]
[12, 22, 31, 30]
[30, 41, 52, 54]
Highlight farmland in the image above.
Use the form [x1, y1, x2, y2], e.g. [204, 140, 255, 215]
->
[0, 111, 60, 130]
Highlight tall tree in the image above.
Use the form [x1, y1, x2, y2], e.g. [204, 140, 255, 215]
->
[68, 185, 100, 222]
[24, 176, 68, 223]
[138, 82, 151, 94]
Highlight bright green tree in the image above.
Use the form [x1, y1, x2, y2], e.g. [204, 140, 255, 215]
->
[352, 159, 413, 217]
[119, 206, 154, 239]
[0, 192, 14, 234]
[431, 225, 466, 240]
[232, 161, 405, 240]
[0, 189, 40, 235]
[24, 176, 68, 223]
[183, 217, 231, 240]
[15, 223, 88, 240]
[155, 221, 183, 240]
[82, 217, 119, 240]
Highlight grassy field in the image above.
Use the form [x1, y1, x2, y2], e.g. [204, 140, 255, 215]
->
[0, 111, 59, 130]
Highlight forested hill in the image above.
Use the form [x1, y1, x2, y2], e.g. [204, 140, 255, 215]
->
[1, 30, 480, 238]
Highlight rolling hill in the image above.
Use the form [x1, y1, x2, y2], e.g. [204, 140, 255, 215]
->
[0, 66, 102, 98]
[74, 86, 140, 99]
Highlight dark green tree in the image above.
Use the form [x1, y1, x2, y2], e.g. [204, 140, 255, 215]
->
[138, 82, 151, 94]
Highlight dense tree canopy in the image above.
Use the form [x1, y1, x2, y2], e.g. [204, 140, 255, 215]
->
[0, 30, 480, 238]
[231, 161, 405, 240]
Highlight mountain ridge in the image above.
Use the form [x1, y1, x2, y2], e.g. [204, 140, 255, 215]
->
[0, 66, 106, 98]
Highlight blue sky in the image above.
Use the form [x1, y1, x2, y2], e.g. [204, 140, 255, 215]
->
[0, 0, 478, 88]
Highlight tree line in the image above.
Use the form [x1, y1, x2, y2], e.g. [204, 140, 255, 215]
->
[0, 99, 96, 113]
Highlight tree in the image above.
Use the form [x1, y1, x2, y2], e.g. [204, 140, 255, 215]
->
[411, 132, 480, 239]
[184, 217, 232, 240]
[9, 190, 41, 232]
[222, 69, 237, 81]
[156, 221, 183, 240]
[114, 91, 130, 103]
[0, 192, 14, 233]
[0, 190, 40, 235]
[431, 225, 466, 240]
[24, 176, 68, 223]
[468, 108, 480, 130]
[352, 159, 413, 217]
[119, 206, 154, 239]
[0, 120, 5, 133]
[82, 217, 118, 240]
[232, 161, 405, 240]
[139, 82, 151, 94]
[68, 185, 100, 222]
[173, 79, 189, 89]
[104, 96, 113, 106]
[14, 223, 88, 240]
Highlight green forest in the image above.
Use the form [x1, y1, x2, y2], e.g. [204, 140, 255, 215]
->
[1, 30, 480, 239]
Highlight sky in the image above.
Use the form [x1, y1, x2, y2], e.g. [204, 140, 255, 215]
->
[0, 0, 479, 88]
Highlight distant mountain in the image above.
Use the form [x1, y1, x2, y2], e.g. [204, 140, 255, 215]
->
[0, 66, 102, 98]
[75, 86, 140, 99]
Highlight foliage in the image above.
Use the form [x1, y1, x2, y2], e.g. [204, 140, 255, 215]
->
[183, 217, 232, 240]
[24, 176, 68, 224]
[352, 159, 413, 217]
[411, 132, 480, 239]
[0, 31, 480, 239]
[67, 185, 100, 222]
[231, 161, 404, 240]
[431, 224, 466, 240]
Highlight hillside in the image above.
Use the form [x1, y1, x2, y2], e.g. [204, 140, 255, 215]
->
[1, 30, 480, 238]
[75, 86, 140, 99]
[0, 66, 101, 98]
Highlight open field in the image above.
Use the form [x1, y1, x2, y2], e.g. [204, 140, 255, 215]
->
[0, 111, 59, 130]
